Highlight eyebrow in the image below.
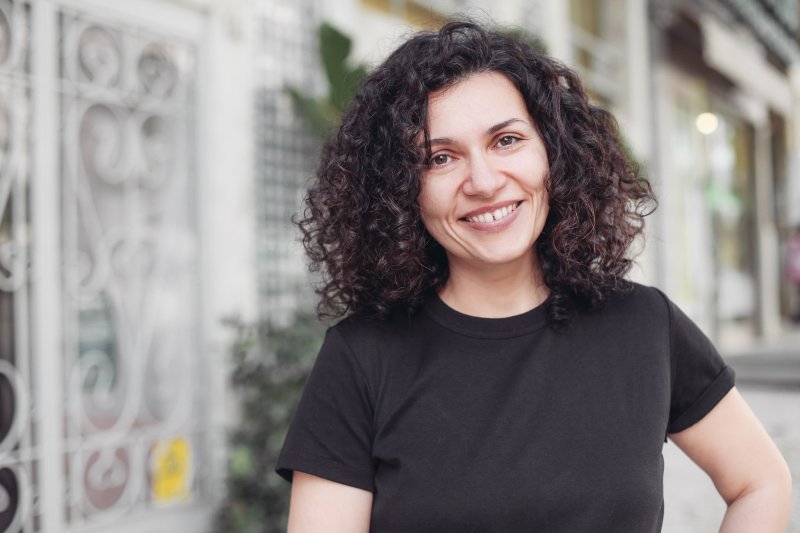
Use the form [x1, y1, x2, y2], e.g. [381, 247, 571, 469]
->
[427, 117, 530, 147]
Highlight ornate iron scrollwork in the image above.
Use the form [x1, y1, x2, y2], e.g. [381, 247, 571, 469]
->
[61, 9, 200, 527]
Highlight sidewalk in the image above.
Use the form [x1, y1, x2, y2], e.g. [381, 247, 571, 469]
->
[662, 331, 800, 533]
[724, 332, 800, 389]
[662, 386, 800, 532]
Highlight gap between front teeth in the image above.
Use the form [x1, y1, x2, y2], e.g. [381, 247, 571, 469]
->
[466, 203, 519, 223]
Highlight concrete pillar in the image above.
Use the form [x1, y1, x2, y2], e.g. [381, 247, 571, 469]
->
[787, 63, 800, 229]
[541, 0, 572, 64]
[738, 93, 781, 338]
[755, 121, 781, 338]
[624, 0, 656, 285]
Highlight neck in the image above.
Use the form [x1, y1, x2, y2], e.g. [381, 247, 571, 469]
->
[439, 256, 549, 318]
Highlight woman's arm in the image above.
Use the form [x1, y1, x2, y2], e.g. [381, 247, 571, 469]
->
[286, 472, 373, 533]
[669, 387, 792, 532]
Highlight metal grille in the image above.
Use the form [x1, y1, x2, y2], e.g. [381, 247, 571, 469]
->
[0, 1, 35, 531]
[58, 7, 202, 529]
[1, 1, 208, 531]
[254, 0, 320, 326]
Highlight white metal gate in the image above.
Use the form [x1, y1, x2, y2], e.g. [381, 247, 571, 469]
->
[0, 1, 211, 531]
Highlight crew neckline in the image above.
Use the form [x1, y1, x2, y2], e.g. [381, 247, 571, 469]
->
[423, 294, 549, 339]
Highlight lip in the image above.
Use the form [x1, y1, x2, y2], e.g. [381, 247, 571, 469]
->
[461, 200, 522, 220]
[461, 201, 523, 232]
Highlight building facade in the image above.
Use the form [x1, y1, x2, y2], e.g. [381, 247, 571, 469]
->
[0, 0, 257, 531]
[650, 0, 800, 349]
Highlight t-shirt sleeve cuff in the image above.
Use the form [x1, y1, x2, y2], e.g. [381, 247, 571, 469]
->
[275, 451, 375, 493]
[667, 365, 736, 434]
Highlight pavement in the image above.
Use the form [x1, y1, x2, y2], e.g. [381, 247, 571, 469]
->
[663, 386, 800, 532]
[725, 332, 800, 389]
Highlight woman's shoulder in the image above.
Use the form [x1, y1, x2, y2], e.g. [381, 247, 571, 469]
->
[326, 305, 426, 353]
[618, 281, 671, 305]
[332, 306, 419, 333]
[592, 281, 673, 326]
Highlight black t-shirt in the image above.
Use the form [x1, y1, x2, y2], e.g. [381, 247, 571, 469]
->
[276, 284, 734, 532]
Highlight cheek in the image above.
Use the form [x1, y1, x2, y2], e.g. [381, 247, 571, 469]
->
[419, 209, 444, 242]
[417, 197, 449, 246]
[416, 194, 436, 234]
[536, 193, 551, 230]
[417, 191, 430, 222]
[417, 183, 444, 221]
[540, 200, 550, 222]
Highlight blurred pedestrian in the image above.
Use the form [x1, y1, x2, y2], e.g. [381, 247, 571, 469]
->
[788, 228, 800, 322]
[276, 21, 792, 533]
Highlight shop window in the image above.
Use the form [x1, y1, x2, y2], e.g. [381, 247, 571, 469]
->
[569, 0, 627, 108]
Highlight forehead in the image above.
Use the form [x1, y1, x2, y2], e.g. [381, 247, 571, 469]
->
[426, 71, 530, 134]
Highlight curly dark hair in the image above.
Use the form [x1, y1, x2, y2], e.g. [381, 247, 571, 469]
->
[298, 20, 656, 328]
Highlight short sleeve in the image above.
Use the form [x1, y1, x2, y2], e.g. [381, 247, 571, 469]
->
[275, 327, 376, 492]
[663, 293, 735, 434]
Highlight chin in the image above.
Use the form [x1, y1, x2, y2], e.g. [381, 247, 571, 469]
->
[471, 247, 535, 267]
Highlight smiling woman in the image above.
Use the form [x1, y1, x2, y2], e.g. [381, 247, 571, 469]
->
[277, 21, 792, 533]
[419, 72, 550, 317]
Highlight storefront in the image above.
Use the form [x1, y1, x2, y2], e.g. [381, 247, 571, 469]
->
[652, 1, 800, 349]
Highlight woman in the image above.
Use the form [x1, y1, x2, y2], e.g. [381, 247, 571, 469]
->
[276, 21, 791, 532]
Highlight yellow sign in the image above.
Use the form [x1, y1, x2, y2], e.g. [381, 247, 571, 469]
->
[151, 437, 192, 504]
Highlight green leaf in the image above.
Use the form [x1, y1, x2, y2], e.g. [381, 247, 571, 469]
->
[285, 22, 369, 139]
[343, 64, 369, 108]
[319, 22, 360, 112]
[319, 22, 352, 108]
[319, 22, 352, 76]
[498, 27, 548, 53]
[230, 446, 254, 477]
[286, 86, 337, 137]
[214, 311, 324, 532]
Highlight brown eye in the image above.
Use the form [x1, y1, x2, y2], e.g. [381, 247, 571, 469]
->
[497, 135, 519, 147]
[430, 153, 453, 167]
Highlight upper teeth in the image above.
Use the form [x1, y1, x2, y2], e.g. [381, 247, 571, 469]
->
[466, 203, 519, 223]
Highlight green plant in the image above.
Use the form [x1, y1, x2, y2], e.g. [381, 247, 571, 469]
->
[287, 22, 368, 138]
[213, 21, 365, 533]
[499, 27, 548, 54]
[213, 312, 326, 533]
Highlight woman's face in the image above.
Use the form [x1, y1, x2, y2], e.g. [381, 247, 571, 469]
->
[418, 71, 550, 278]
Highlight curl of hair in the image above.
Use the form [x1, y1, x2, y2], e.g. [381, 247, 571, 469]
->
[298, 21, 656, 329]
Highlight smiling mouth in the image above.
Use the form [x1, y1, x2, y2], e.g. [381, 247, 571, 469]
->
[462, 202, 521, 224]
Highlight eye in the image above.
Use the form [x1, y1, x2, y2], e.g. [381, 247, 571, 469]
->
[429, 153, 453, 167]
[497, 135, 520, 148]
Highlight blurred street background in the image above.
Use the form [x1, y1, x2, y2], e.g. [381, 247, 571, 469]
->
[1, 0, 800, 531]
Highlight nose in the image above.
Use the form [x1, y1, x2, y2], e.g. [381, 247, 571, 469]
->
[462, 152, 504, 197]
